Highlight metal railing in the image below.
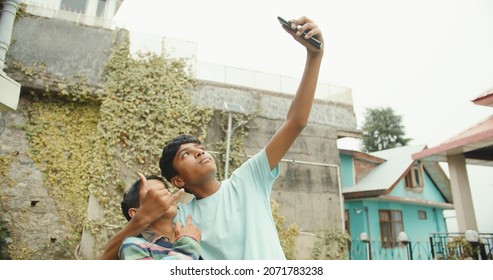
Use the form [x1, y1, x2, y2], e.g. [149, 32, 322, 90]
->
[348, 232, 493, 260]
[349, 240, 433, 260]
[23, 3, 114, 29]
[430, 232, 493, 260]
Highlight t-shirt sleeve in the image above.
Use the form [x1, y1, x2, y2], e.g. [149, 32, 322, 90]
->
[232, 149, 280, 198]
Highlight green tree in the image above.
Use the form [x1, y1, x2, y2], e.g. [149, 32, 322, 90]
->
[361, 107, 411, 152]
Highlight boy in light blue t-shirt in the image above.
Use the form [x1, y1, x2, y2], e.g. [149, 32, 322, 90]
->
[162, 137, 283, 259]
[101, 15, 324, 260]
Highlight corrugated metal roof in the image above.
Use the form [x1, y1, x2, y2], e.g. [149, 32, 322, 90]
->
[343, 144, 426, 193]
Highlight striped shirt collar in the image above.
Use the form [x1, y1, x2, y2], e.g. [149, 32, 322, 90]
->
[140, 228, 171, 243]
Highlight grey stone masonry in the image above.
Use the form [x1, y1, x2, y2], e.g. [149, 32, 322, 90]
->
[192, 81, 357, 131]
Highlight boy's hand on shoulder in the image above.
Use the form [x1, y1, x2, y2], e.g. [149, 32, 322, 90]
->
[281, 16, 324, 54]
[175, 214, 201, 242]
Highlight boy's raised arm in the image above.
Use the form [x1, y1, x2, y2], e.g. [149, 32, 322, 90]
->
[265, 16, 324, 169]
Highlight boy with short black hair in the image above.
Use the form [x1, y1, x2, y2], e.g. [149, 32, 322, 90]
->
[118, 174, 201, 260]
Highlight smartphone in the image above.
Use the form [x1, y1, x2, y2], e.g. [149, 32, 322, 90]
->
[277, 16, 323, 49]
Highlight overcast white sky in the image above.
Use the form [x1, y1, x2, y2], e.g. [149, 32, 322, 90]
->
[113, 0, 493, 232]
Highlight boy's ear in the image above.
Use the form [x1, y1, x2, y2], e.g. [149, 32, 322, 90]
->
[170, 176, 185, 188]
[128, 208, 138, 219]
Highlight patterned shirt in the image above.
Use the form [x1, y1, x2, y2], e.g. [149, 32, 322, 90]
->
[118, 228, 201, 260]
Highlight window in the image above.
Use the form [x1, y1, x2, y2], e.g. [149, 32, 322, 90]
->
[97, 0, 106, 17]
[405, 162, 424, 189]
[418, 210, 427, 220]
[379, 210, 403, 248]
[61, 0, 87, 13]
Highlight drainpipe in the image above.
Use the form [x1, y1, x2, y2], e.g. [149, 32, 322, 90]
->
[0, 0, 21, 112]
[0, 0, 20, 70]
[335, 165, 346, 233]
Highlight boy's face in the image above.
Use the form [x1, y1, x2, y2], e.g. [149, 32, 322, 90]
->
[171, 142, 217, 186]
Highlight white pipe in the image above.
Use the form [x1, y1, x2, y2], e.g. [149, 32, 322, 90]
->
[224, 112, 233, 179]
[0, 0, 20, 71]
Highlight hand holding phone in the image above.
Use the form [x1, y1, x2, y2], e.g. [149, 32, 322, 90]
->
[277, 16, 323, 50]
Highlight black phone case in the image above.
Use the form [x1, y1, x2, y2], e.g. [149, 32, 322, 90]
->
[277, 16, 322, 49]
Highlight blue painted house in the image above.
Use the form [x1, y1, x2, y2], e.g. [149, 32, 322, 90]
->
[340, 144, 454, 260]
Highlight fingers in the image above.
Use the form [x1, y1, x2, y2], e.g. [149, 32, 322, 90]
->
[137, 172, 173, 204]
[291, 16, 311, 28]
[301, 25, 320, 39]
[175, 221, 182, 236]
[282, 16, 323, 52]
[137, 172, 148, 201]
[177, 215, 201, 241]
[292, 17, 320, 39]
[167, 188, 185, 204]
[281, 24, 296, 36]
[283, 19, 297, 32]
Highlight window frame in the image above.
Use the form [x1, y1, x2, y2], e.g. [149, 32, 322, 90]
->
[418, 210, 427, 220]
[379, 209, 404, 249]
[405, 162, 424, 189]
[60, 0, 88, 14]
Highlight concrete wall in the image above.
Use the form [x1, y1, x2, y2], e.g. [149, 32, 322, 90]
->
[0, 15, 357, 259]
[0, 99, 69, 259]
[191, 82, 356, 129]
[6, 16, 116, 86]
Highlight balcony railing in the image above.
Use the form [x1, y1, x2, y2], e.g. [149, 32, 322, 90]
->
[429, 232, 493, 260]
[348, 232, 493, 260]
[23, 3, 114, 29]
[349, 240, 433, 260]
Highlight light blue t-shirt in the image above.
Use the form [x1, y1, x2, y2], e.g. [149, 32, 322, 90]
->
[174, 149, 286, 260]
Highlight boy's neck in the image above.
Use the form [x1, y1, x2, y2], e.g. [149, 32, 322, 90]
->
[149, 218, 176, 242]
[189, 178, 221, 200]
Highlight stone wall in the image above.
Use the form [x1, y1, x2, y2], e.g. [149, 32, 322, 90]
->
[0, 99, 70, 259]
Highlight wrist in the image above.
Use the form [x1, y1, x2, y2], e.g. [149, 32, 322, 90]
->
[307, 50, 323, 59]
[176, 234, 200, 243]
[131, 212, 152, 231]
